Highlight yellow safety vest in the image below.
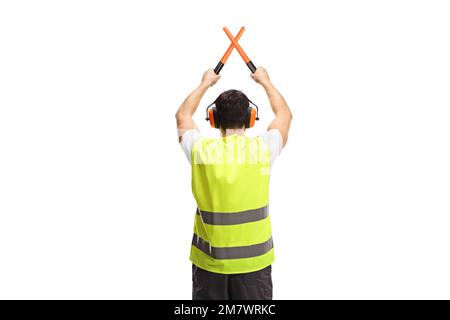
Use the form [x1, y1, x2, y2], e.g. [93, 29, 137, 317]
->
[189, 134, 274, 274]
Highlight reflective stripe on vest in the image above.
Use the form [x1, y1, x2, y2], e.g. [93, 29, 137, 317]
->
[196, 205, 268, 225]
[192, 234, 273, 260]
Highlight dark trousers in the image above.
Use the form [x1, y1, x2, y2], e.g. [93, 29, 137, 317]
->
[192, 264, 273, 300]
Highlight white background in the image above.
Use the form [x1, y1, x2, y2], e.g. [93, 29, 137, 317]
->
[1, 0, 449, 299]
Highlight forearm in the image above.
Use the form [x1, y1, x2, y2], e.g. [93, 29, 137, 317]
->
[261, 80, 292, 146]
[176, 82, 209, 120]
[262, 81, 292, 118]
[176, 69, 220, 132]
[250, 67, 292, 145]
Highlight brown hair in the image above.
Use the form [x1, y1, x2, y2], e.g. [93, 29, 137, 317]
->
[215, 89, 250, 129]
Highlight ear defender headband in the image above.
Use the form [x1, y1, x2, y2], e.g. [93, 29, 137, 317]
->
[205, 99, 259, 129]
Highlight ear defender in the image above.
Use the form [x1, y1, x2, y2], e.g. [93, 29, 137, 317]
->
[246, 107, 257, 128]
[208, 107, 220, 128]
[246, 99, 260, 128]
[206, 99, 259, 129]
[206, 101, 220, 128]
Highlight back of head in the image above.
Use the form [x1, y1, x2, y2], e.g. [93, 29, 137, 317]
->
[215, 89, 250, 130]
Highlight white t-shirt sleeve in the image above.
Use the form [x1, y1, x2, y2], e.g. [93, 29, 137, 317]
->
[179, 129, 201, 164]
[259, 129, 283, 165]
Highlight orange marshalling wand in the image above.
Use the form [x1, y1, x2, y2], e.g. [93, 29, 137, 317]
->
[214, 27, 246, 74]
[223, 26, 257, 73]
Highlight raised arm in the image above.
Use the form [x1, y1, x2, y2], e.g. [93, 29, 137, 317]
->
[251, 67, 292, 146]
[175, 69, 220, 139]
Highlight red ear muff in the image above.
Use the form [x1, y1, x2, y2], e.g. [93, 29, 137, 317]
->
[246, 107, 257, 128]
[208, 108, 215, 128]
[208, 107, 220, 129]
